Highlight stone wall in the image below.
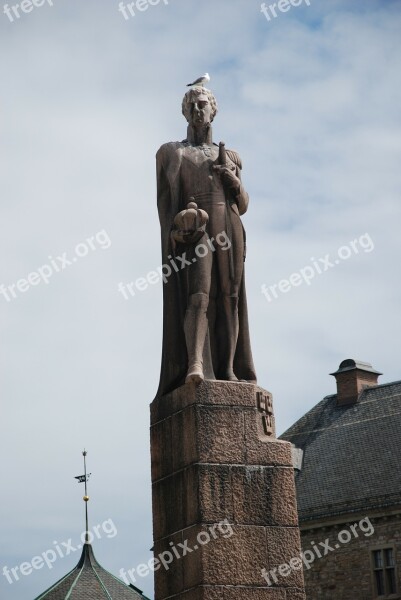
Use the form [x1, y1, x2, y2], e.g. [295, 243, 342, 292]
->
[300, 511, 401, 600]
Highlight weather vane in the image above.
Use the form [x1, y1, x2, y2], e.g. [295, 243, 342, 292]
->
[74, 449, 91, 544]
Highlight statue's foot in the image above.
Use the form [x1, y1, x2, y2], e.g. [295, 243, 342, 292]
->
[185, 365, 204, 385]
[222, 370, 238, 382]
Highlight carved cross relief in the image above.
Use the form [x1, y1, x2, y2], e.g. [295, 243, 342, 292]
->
[256, 391, 274, 436]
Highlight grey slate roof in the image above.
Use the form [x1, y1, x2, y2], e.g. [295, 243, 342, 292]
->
[280, 380, 401, 523]
[34, 543, 150, 600]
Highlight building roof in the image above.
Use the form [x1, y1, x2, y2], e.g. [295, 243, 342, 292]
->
[280, 380, 401, 523]
[34, 543, 150, 600]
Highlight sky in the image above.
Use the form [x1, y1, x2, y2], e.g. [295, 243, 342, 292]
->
[1, 0, 401, 598]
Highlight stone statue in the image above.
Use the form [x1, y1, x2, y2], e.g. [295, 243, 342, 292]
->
[156, 85, 256, 397]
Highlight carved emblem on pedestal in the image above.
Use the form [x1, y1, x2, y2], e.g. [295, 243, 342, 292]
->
[257, 391, 274, 436]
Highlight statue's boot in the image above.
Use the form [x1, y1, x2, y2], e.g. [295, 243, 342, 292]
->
[221, 294, 240, 381]
[185, 293, 209, 384]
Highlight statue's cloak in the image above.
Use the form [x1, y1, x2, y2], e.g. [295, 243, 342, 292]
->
[155, 141, 257, 399]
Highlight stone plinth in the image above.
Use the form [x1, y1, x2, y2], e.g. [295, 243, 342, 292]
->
[150, 380, 306, 600]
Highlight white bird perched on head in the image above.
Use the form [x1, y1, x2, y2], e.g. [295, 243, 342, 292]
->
[187, 73, 210, 88]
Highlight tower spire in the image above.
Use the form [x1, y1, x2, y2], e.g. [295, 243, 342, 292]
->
[83, 450, 89, 543]
[74, 449, 92, 544]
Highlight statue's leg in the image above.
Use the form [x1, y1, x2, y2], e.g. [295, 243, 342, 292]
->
[207, 261, 218, 369]
[214, 209, 244, 381]
[219, 294, 240, 381]
[184, 292, 209, 384]
[184, 238, 212, 384]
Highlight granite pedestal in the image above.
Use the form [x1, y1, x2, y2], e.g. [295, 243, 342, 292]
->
[150, 380, 306, 600]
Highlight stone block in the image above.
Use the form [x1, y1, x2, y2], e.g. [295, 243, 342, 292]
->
[231, 466, 298, 526]
[152, 404, 247, 482]
[244, 411, 293, 467]
[184, 524, 268, 588]
[153, 464, 238, 540]
[196, 405, 245, 464]
[152, 470, 185, 540]
[284, 590, 306, 600]
[223, 589, 286, 600]
[150, 416, 173, 482]
[265, 527, 305, 588]
[198, 464, 234, 522]
[168, 587, 223, 600]
[151, 380, 266, 425]
[171, 405, 198, 473]
[153, 530, 184, 599]
[269, 468, 299, 527]
[171, 590, 204, 600]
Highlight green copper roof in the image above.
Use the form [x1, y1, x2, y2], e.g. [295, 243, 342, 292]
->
[34, 543, 150, 600]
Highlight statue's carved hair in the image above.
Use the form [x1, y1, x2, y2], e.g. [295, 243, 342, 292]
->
[182, 88, 218, 123]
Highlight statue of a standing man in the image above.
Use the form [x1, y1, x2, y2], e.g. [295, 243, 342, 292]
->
[156, 85, 256, 397]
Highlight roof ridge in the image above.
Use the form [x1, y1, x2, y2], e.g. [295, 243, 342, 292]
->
[91, 563, 113, 600]
[65, 545, 89, 600]
[96, 566, 151, 597]
[281, 380, 401, 439]
[33, 568, 77, 600]
[364, 379, 401, 390]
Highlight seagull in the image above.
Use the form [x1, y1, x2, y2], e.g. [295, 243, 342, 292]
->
[187, 73, 210, 87]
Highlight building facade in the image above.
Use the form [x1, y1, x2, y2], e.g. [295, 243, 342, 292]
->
[281, 359, 401, 600]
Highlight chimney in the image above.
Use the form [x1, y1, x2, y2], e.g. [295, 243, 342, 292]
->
[331, 359, 382, 406]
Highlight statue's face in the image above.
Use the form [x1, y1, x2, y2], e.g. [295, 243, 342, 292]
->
[189, 96, 213, 127]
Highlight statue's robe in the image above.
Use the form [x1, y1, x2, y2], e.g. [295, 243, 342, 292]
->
[155, 140, 257, 398]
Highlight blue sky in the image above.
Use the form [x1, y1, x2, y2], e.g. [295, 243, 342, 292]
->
[1, 0, 401, 598]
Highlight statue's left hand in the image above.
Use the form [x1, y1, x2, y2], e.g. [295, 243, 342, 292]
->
[213, 165, 241, 192]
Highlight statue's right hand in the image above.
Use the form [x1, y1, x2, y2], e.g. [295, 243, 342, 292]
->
[177, 207, 198, 232]
[171, 201, 209, 245]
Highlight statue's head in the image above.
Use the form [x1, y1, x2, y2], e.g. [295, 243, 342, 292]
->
[182, 87, 218, 127]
